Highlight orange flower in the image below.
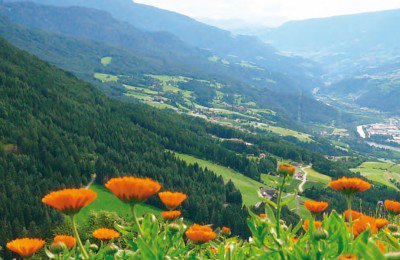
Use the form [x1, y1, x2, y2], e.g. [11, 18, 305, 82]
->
[291, 237, 298, 243]
[352, 215, 377, 237]
[54, 235, 76, 249]
[338, 255, 358, 260]
[278, 163, 295, 177]
[6, 238, 45, 257]
[302, 219, 322, 231]
[344, 210, 363, 221]
[185, 224, 216, 243]
[385, 200, 400, 214]
[42, 188, 97, 215]
[304, 200, 329, 214]
[92, 228, 120, 241]
[158, 191, 187, 210]
[329, 177, 370, 194]
[375, 218, 389, 229]
[375, 239, 385, 253]
[211, 247, 218, 253]
[222, 227, 231, 235]
[105, 176, 161, 204]
[162, 210, 181, 220]
[259, 213, 267, 218]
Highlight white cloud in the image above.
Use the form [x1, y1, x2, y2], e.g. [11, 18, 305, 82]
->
[134, 0, 400, 26]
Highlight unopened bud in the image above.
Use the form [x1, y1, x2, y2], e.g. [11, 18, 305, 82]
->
[105, 243, 119, 255]
[50, 242, 66, 254]
[313, 229, 329, 240]
[89, 244, 99, 252]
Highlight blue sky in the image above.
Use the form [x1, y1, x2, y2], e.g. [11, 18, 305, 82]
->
[134, 0, 400, 26]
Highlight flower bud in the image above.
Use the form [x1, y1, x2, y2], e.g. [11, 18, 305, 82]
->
[313, 229, 329, 240]
[168, 223, 181, 234]
[105, 243, 119, 255]
[50, 242, 66, 254]
[89, 243, 99, 252]
[392, 232, 400, 239]
[388, 224, 398, 232]
[222, 227, 231, 236]
[278, 164, 295, 178]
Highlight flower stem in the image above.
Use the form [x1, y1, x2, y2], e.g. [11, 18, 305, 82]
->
[347, 194, 353, 240]
[276, 175, 287, 238]
[70, 215, 89, 259]
[131, 204, 144, 237]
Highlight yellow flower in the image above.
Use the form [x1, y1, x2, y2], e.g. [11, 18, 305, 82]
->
[185, 224, 216, 243]
[6, 238, 45, 257]
[42, 188, 97, 215]
[92, 228, 120, 241]
[158, 191, 187, 210]
[304, 200, 329, 214]
[329, 177, 370, 194]
[105, 176, 161, 204]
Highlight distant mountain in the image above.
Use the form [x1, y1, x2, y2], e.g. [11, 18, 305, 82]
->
[3, 0, 323, 92]
[321, 59, 400, 113]
[254, 9, 400, 81]
[0, 2, 344, 124]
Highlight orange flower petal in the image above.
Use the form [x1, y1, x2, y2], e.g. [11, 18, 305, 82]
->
[54, 235, 76, 249]
[329, 177, 370, 194]
[92, 228, 120, 241]
[222, 227, 231, 235]
[185, 224, 216, 243]
[162, 210, 181, 220]
[344, 210, 362, 221]
[304, 200, 329, 213]
[105, 176, 161, 204]
[352, 215, 377, 237]
[376, 218, 389, 229]
[42, 188, 97, 215]
[278, 163, 295, 177]
[385, 200, 400, 214]
[6, 238, 45, 257]
[159, 191, 187, 210]
[302, 219, 322, 231]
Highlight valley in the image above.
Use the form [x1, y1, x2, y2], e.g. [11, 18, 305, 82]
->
[1, 1, 400, 258]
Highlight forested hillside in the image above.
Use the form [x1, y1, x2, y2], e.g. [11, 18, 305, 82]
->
[3, 0, 323, 92]
[0, 4, 346, 125]
[0, 37, 257, 247]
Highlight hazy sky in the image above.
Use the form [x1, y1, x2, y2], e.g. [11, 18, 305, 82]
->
[134, 0, 400, 27]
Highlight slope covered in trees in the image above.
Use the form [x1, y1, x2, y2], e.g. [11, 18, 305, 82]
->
[0, 37, 256, 248]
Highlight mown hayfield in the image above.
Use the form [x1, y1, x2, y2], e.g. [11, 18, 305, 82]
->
[173, 152, 311, 218]
[100, 56, 112, 66]
[93, 73, 118, 82]
[351, 161, 400, 189]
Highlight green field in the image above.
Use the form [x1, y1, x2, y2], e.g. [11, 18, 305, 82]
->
[173, 152, 310, 218]
[100, 56, 112, 66]
[254, 124, 313, 142]
[304, 167, 331, 184]
[76, 184, 160, 224]
[351, 161, 400, 189]
[94, 73, 118, 82]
